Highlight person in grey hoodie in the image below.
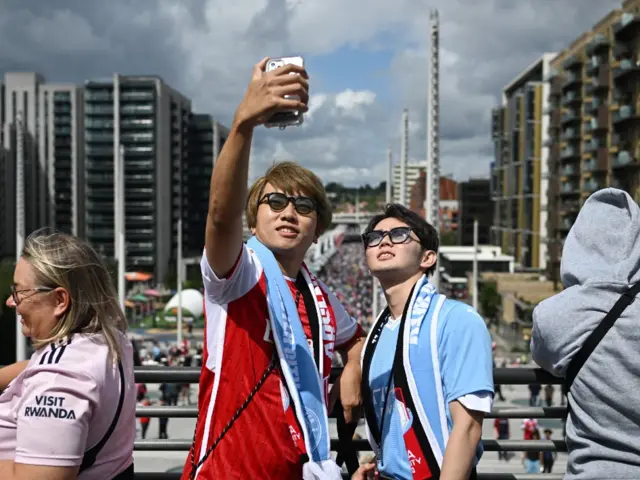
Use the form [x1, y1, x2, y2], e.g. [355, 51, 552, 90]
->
[531, 187, 640, 479]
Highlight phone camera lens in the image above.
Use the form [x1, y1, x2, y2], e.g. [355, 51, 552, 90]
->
[269, 62, 277, 69]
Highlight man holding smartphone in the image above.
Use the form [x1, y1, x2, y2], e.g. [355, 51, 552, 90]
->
[181, 58, 365, 480]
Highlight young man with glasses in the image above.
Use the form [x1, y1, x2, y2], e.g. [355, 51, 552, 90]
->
[354, 204, 493, 480]
[182, 59, 365, 480]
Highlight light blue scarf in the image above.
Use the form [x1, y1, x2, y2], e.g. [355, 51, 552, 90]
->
[247, 237, 336, 477]
[363, 274, 451, 468]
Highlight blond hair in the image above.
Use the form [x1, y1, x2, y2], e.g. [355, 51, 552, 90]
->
[245, 161, 332, 235]
[21, 229, 127, 362]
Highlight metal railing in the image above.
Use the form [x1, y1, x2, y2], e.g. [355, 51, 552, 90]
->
[132, 367, 566, 480]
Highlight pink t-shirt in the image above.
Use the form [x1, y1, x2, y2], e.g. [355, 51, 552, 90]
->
[0, 332, 136, 478]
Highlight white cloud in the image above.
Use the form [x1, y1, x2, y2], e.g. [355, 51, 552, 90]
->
[0, 0, 624, 187]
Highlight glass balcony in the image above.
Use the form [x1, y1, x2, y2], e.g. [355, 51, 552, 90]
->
[562, 165, 576, 175]
[120, 118, 153, 128]
[583, 179, 599, 191]
[561, 147, 578, 159]
[586, 33, 609, 55]
[85, 132, 113, 142]
[85, 92, 113, 102]
[583, 159, 596, 171]
[613, 105, 636, 123]
[85, 105, 114, 115]
[121, 104, 153, 114]
[561, 128, 579, 140]
[85, 119, 114, 129]
[561, 182, 578, 193]
[561, 110, 579, 124]
[121, 132, 154, 142]
[86, 146, 113, 155]
[614, 150, 633, 167]
[563, 55, 582, 70]
[613, 58, 638, 79]
[614, 13, 640, 41]
[53, 92, 71, 101]
[120, 91, 154, 101]
[583, 140, 601, 153]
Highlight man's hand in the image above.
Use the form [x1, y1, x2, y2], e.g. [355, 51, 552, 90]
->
[351, 462, 377, 480]
[337, 362, 363, 424]
[234, 57, 309, 130]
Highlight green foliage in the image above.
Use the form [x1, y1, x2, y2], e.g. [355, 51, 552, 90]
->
[478, 280, 501, 325]
[0, 259, 16, 363]
[439, 231, 457, 246]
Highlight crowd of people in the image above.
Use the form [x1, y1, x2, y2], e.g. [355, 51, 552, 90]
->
[318, 243, 374, 328]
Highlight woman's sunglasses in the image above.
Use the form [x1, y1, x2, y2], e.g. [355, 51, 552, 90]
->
[362, 226, 417, 248]
[259, 192, 317, 215]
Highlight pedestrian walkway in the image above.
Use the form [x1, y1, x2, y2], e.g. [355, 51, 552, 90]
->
[477, 383, 567, 475]
[134, 382, 568, 475]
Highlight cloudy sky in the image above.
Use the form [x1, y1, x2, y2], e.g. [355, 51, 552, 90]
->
[0, 0, 622, 186]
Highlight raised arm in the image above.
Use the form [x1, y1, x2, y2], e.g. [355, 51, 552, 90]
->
[205, 58, 309, 277]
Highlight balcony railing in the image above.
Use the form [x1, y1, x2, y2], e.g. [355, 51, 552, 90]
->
[583, 159, 596, 171]
[561, 110, 580, 124]
[614, 12, 640, 41]
[563, 55, 582, 70]
[561, 182, 578, 193]
[613, 58, 640, 80]
[583, 179, 600, 192]
[612, 150, 637, 169]
[612, 104, 638, 124]
[560, 128, 579, 141]
[586, 33, 609, 55]
[561, 147, 578, 159]
[127, 366, 567, 480]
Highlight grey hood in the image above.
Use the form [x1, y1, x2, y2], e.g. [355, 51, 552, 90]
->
[531, 188, 640, 478]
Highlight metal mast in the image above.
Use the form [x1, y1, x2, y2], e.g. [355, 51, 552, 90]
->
[426, 9, 441, 288]
[15, 112, 26, 361]
[400, 108, 409, 206]
[386, 146, 393, 205]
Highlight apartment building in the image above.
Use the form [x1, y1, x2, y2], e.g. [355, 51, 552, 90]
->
[0, 73, 84, 258]
[393, 162, 424, 206]
[458, 179, 492, 246]
[84, 74, 191, 283]
[187, 114, 228, 255]
[408, 171, 458, 232]
[490, 53, 555, 270]
[546, 0, 640, 282]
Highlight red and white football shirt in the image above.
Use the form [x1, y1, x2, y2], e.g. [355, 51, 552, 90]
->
[182, 244, 363, 480]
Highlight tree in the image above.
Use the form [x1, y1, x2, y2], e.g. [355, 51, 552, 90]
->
[479, 281, 501, 326]
[0, 260, 16, 364]
[439, 231, 457, 246]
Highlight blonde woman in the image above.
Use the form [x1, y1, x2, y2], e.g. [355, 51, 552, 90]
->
[0, 230, 136, 479]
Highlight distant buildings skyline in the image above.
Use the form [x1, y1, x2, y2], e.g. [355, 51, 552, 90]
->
[0, 71, 228, 283]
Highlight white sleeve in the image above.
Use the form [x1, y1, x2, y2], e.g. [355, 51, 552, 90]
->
[456, 392, 493, 414]
[201, 244, 261, 304]
[320, 281, 361, 347]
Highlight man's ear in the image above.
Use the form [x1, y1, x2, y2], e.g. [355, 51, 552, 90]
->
[420, 250, 437, 272]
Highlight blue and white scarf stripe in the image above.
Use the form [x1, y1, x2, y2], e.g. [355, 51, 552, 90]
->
[247, 237, 333, 469]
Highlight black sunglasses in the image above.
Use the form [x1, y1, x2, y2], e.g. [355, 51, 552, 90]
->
[362, 227, 417, 248]
[259, 192, 317, 215]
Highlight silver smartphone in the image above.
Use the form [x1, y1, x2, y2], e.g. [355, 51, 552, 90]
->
[264, 56, 305, 129]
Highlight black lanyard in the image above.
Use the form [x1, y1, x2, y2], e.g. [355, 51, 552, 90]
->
[361, 283, 443, 479]
[361, 284, 415, 458]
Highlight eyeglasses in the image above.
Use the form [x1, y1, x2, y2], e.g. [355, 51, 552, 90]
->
[362, 227, 418, 248]
[259, 192, 317, 215]
[10, 285, 54, 306]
